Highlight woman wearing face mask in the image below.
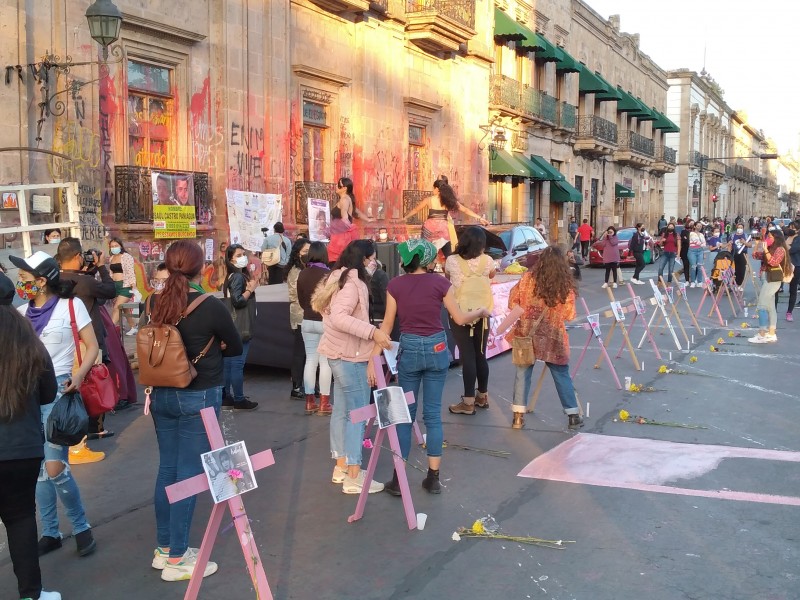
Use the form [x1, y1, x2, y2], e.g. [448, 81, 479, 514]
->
[108, 238, 138, 335]
[9, 251, 100, 560]
[657, 223, 680, 284]
[749, 230, 790, 343]
[677, 219, 694, 283]
[44, 228, 62, 245]
[730, 224, 752, 289]
[600, 226, 620, 288]
[629, 223, 647, 285]
[286, 239, 311, 401]
[687, 221, 707, 288]
[221, 244, 259, 411]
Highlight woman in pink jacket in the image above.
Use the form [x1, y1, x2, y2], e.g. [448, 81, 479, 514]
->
[600, 226, 621, 288]
[317, 242, 392, 494]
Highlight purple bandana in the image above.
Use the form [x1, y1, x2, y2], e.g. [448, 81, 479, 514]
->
[306, 262, 330, 270]
[26, 296, 60, 336]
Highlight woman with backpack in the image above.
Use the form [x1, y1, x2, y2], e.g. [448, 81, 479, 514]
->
[0, 272, 62, 600]
[378, 240, 491, 495]
[505, 246, 583, 431]
[9, 251, 100, 559]
[445, 226, 496, 415]
[144, 240, 242, 582]
[221, 244, 258, 410]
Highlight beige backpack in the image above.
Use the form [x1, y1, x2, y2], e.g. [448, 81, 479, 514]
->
[454, 255, 494, 315]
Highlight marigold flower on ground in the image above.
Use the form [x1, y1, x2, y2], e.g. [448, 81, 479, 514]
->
[689, 356, 698, 363]
[728, 331, 735, 338]
[741, 323, 749, 329]
[658, 365, 668, 374]
[471, 520, 485, 534]
[710, 345, 718, 352]
[619, 409, 630, 421]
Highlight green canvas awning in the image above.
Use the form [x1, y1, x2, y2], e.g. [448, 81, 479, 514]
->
[651, 108, 680, 133]
[615, 88, 642, 113]
[594, 73, 622, 102]
[533, 35, 560, 62]
[615, 183, 635, 198]
[554, 47, 581, 73]
[490, 148, 530, 177]
[576, 63, 610, 94]
[512, 153, 549, 180]
[493, 8, 527, 41]
[629, 97, 657, 121]
[529, 155, 565, 181]
[551, 180, 582, 203]
[517, 28, 548, 52]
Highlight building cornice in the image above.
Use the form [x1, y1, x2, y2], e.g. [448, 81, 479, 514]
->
[292, 65, 352, 87]
[121, 13, 206, 45]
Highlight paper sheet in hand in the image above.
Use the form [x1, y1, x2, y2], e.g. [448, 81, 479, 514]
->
[383, 341, 400, 374]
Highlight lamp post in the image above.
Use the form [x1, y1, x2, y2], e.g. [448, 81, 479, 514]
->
[696, 153, 778, 221]
[85, 0, 123, 61]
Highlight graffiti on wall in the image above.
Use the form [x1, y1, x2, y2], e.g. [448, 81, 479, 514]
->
[334, 116, 353, 179]
[228, 121, 265, 192]
[190, 77, 224, 175]
[98, 65, 116, 215]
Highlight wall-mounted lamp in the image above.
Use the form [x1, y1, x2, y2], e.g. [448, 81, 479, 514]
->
[477, 117, 505, 153]
[86, 0, 123, 61]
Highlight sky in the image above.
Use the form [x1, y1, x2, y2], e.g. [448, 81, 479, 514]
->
[586, 0, 800, 154]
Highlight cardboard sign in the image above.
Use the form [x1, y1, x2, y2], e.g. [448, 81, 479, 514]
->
[633, 296, 646, 316]
[610, 301, 625, 322]
[587, 313, 602, 338]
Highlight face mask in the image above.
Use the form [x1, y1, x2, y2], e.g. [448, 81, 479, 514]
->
[366, 260, 378, 276]
[234, 256, 249, 269]
[300, 254, 309, 265]
[667, 228, 674, 232]
[150, 279, 166, 292]
[110, 247, 121, 255]
[48, 238, 60, 245]
[713, 232, 720, 237]
[15, 280, 40, 300]
[737, 229, 743, 234]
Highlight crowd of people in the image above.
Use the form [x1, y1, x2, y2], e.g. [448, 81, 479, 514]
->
[3, 191, 799, 597]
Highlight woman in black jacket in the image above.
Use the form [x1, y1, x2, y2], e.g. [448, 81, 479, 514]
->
[629, 223, 647, 284]
[0, 273, 62, 600]
[222, 244, 258, 410]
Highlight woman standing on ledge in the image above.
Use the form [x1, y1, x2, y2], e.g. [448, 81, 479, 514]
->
[404, 176, 489, 260]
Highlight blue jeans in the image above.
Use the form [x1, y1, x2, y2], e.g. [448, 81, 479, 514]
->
[512, 363, 579, 415]
[657, 251, 676, 282]
[328, 359, 370, 466]
[151, 386, 222, 557]
[223, 340, 250, 402]
[302, 320, 332, 395]
[688, 248, 705, 283]
[37, 374, 91, 539]
[397, 331, 449, 459]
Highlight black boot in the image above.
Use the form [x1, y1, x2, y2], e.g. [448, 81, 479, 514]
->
[384, 471, 402, 496]
[422, 468, 441, 494]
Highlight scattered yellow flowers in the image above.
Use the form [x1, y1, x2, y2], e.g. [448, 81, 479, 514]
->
[689, 356, 698, 363]
[710, 345, 719, 352]
[717, 337, 725, 344]
[454, 518, 574, 550]
[658, 365, 668, 374]
[471, 520, 485, 534]
[619, 409, 630, 421]
[741, 322, 750, 329]
[628, 383, 642, 392]
[728, 331, 735, 337]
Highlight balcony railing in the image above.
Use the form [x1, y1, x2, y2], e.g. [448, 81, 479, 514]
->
[690, 150, 708, 167]
[655, 145, 677, 165]
[618, 130, 654, 157]
[490, 74, 522, 112]
[577, 115, 617, 145]
[558, 101, 576, 130]
[114, 166, 211, 225]
[294, 181, 337, 224]
[511, 131, 528, 152]
[403, 189, 428, 225]
[406, 0, 475, 29]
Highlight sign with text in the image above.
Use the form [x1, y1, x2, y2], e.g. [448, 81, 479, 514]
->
[153, 205, 197, 239]
[307, 197, 330, 242]
[225, 190, 282, 252]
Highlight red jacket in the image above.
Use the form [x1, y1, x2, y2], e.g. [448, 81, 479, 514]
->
[577, 223, 594, 242]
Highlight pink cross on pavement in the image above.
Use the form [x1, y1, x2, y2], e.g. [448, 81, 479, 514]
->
[165, 407, 275, 600]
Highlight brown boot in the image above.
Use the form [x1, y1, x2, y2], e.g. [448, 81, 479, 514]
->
[317, 394, 332, 416]
[304, 394, 319, 415]
[475, 391, 490, 409]
[512, 412, 525, 429]
[448, 397, 476, 415]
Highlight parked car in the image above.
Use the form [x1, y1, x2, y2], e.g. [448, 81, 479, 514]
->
[454, 224, 547, 271]
[588, 227, 660, 267]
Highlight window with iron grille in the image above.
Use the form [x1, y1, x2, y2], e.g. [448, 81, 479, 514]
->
[407, 124, 426, 190]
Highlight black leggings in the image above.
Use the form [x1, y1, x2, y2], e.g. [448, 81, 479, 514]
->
[680, 253, 690, 282]
[0, 458, 42, 599]
[733, 252, 747, 287]
[788, 269, 799, 314]
[291, 326, 306, 389]
[604, 262, 619, 283]
[450, 319, 489, 397]
[633, 251, 645, 280]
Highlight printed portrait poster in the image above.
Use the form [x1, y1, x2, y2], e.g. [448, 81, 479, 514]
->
[610, 301, 625, 322]
[308, 198, 330, 242]
[152, 172, 197, 239]
[633, 296, 647, 316]
[373, 387, 412, 430]
[201, 441, 258, 505]
[225, 190, 282, 253]
[587, 313, 602, 338]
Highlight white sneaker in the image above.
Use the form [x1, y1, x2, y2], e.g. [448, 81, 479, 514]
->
[689, 282, 696, 288]
[161, 548, 218, 581]
[763, 333, 778, 343]
[152, 547, 169, 569]
[748, 334, 769, 344]
[635, 279, 645, 285]
[342, 470, 384, 494]
[612, 283, 618, 288]
[601, 283, 609, 288]
[126, 326, 139, 336]
[38, 592, 62, 600]
[331, 465, 347, 484]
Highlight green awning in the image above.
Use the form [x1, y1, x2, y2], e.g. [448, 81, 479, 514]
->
[489, 148, 531, 177]
[554, 47, 581, 73]
[529, 155, 565, 181]
[615, 183, 635, 198]
[517, 28, 548, 52]
[533, 35, 560, 62]
[651, 108, 680, 133]
[615, 88, 642, 113]
[576, 63, 610, 94]
[551, 180, 582, 203]
[594, 73, 622, 102]
[513, 153, 549, 180]
[630, 97, 657, 121]
[493, 8, 527, 41]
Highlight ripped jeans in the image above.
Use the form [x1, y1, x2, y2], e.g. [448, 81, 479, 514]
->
[37, 374, 91, 539]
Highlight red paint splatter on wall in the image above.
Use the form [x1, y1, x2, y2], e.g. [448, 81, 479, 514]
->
[98, 64, 117, 214]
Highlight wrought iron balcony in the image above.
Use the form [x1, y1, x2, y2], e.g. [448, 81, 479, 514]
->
[490, 74, 522, 113]
[518, 85, 557, 125]
[114, 166, 211, 225]
[403, 189, 429, 225]
[574, 115, 617, 156]
[652, 145, 677, 174]
[620, 131, 654, 157]
[690, 150, 708, 167]
[557, 101, 576, 131]
[405, 0, 476, 53]
[309, 0, 370, 13]
[294, 181, 337, 224]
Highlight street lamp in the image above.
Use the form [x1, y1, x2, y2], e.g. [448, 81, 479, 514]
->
[696, 153, 778, 220]
[85, 0, 123, 61]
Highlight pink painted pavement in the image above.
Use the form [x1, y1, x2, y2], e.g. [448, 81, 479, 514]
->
[518, 433, 800, 507]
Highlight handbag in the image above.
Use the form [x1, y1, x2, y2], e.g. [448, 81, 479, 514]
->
[261, 247, 279, 267]
[68, 299, 118, 417]
[223, 274, 254, 342]
[46, 390, 89, 446]
[511, 310, 546, 367]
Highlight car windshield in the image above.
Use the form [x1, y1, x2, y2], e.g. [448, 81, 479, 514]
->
[616, 229, 634, 241]
[499, 231, 512, 249]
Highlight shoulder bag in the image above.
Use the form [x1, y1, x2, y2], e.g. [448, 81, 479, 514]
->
[261, 247, 280, 267]
[511, 309, 546, 367]
[222, 274, 253, 342]
[68, 299, 118, 417]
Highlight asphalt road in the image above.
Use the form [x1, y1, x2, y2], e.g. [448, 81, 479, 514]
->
[2, 258, 798, 600]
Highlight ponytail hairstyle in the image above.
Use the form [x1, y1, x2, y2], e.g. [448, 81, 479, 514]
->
[150, 240, 205, 326]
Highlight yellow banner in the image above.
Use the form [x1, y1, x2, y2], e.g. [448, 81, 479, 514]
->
[153, 205, 197, 240]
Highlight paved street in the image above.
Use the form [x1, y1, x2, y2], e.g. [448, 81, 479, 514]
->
[2, 261, 798, 600]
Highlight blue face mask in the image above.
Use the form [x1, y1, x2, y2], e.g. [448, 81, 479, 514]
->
[110, 247, 122, 255]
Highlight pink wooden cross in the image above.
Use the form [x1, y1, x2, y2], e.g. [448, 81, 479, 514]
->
[619, 282, 662, 360]
[695, 265, 725, 326]
[165, 407, 275, 600]
[348, 355, 418, 530]
[571, 296, 623, 390]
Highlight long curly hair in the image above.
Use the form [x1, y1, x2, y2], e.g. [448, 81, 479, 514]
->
[532, 246, 576, 307]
